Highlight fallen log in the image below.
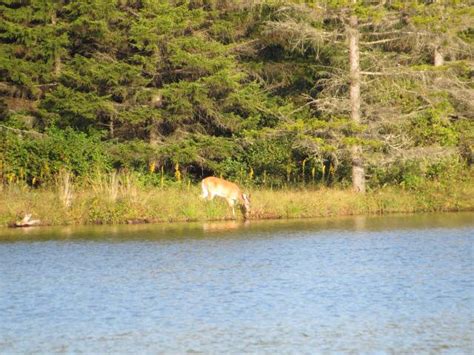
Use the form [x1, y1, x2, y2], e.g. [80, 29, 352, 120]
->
[11, 214, 41, 228]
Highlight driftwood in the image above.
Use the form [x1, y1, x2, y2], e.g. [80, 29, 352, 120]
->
[12, 214, 41, 228]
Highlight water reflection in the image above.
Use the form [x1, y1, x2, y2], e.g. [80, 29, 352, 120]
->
[0, 212, 473, 242]
[202, 220, 250, 233]
[353, 215, 367, 231]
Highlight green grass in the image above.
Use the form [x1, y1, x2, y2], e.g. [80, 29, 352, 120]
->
[1, 173, 473, 227]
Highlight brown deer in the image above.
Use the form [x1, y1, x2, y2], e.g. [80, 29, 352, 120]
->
[201, 177, 250, 219]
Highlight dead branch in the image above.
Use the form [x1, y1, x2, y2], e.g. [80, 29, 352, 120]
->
[0, 124, 44, 137]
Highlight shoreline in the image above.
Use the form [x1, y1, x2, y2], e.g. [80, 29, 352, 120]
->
[2, 179, 473, 228]
[3, 209, 474, 229]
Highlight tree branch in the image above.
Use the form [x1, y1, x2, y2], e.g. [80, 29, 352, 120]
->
[0, 124, 44, 137]
[360, 38, 401, 45]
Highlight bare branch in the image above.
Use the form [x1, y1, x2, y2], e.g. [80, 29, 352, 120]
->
[360, 38, 402, 45]
[0, 124, 44, 137]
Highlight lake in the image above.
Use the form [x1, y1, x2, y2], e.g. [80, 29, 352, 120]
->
[1, 213, 473, 353]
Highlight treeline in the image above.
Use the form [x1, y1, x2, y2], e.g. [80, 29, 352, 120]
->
[1, 0, 472, 189]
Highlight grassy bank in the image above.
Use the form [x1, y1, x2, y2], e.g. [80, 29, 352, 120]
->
[1, 173, 473, 227]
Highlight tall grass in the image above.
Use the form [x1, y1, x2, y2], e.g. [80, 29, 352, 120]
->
[1, 170, 473, 227]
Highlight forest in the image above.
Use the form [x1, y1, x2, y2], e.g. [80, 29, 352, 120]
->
[0, 0, 473, 224]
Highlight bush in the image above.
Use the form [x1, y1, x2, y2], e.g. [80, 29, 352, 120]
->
[0, 128, 109, 185]
[367, 157, 469, 190]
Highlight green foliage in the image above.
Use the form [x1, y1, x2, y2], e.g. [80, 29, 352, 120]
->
[410, 100, 458, 146]
[41, 86, 115, 130]
[158, 134, 239, 173]
[0, 128, 109, 185]
[106, 140, 156, 171]
[241, 134, 296, 186]
[368, 157, 468, 190]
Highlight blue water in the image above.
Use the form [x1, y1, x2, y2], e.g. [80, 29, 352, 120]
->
[1, 213, 473, 353]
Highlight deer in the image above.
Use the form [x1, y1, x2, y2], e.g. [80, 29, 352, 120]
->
[200, 176, 250, 219]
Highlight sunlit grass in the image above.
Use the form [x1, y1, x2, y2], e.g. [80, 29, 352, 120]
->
[1, 174, 473, 227]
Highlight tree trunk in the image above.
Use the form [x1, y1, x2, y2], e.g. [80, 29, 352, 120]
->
[434, 46, 444, 67]
[149, 119, 160, 146]
[109, 116, 114, 139]
[348, 1, 366, 193]
[51, 11, 61, 77]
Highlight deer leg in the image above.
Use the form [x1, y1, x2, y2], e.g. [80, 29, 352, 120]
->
[200, 185, 208, 199]
[201, 187, 215, 201]
[227, 198, 236, 219]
